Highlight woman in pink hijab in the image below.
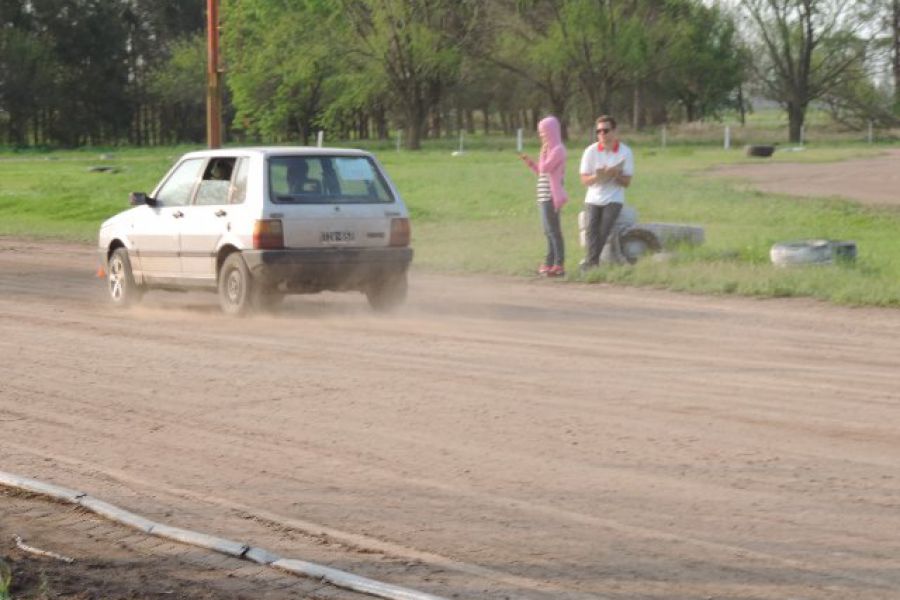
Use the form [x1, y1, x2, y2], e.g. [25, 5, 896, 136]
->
[520, 115, 568, 277]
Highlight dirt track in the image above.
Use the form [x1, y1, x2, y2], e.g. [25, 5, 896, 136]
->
[1, 237, 899, 599]
[709, 148, 900, 207]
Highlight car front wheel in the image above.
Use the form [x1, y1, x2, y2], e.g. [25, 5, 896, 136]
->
[107, 247, 143, 307]
[218, 253, 255, 316]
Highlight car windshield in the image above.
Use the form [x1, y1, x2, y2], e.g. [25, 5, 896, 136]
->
[268, 155, 395, 204]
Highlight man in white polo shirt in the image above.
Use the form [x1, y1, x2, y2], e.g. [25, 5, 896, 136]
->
[579, 115, 634, 271]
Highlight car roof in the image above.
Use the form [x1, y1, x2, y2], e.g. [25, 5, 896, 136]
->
[179, 146, 373, 160]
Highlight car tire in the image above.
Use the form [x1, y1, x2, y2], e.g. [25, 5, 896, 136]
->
[770, 240, 835, 267]
[746, 145, 775, 157]
[770, 240, 857, 266]
[218, 253, 255, 316]
[617, 228, 662, 264]
[637, 223, 705, 248]
[830, 240, 858, 263]
[106, 247, 143, 308]
[366, 273, 408, 312]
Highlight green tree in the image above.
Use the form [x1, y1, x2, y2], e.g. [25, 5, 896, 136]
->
[25, 0, 133, 145]
[0, 0, 204, 146]
[0, 28, 56, 145]
[822, 70, 898, 128]
[888, 0, 899, 113]
[661, 2, 747, 122]
[145, 34, 208, 144]
[741, 0, 876, 142]
[339, 0, 485, 149]
[223, 0, 346, 144]
[455, 48, 530, 136]
[487, 0, 576, 138]
[122, 0, 205, 145]
[486, 0, 745, 132]
[552, 0, 674, 120]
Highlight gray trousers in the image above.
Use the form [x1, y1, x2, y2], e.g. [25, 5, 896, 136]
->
[583, 203, 622, 266]
[538, 201, 565, 267]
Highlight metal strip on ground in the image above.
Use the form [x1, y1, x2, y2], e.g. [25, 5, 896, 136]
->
[0, 469, 451, 600]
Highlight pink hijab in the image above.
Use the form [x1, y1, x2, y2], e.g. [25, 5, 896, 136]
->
[524, 116, 568, 210]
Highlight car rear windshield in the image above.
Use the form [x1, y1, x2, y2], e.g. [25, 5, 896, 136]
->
[268, 155, 395, 204]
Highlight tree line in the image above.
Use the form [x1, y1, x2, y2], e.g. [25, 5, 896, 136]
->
[1, 0, 897, 148]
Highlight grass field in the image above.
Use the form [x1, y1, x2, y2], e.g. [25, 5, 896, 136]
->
[1, 138, 899, 306]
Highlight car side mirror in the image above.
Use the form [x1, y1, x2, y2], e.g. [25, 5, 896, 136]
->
[129, 192, 156, 207]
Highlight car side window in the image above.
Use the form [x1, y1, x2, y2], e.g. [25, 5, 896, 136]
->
[155, 158, 204, 207]
[228, 158, 249, 204]
[194, 158, 236, 206]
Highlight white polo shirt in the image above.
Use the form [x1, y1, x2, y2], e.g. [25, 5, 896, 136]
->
[579, 141, 634, 206]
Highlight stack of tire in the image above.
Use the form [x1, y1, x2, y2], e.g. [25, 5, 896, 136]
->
[578, 205, 705, 265]
[769, 240, 857, 266]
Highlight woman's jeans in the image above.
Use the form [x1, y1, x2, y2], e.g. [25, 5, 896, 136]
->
[539, 201, 565, 267]
[584, 202, 622, 266]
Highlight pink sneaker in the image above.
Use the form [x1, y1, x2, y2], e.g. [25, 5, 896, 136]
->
[538, 264, 551, 275]
[547, 265, 566, 277]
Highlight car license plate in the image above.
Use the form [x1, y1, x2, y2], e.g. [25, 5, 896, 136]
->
[321, 231, 355, 243]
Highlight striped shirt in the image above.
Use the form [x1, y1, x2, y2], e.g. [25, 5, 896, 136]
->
[536, 174, 552, 203]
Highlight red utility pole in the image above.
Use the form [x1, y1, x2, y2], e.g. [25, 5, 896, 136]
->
[206, 0, 222, 148]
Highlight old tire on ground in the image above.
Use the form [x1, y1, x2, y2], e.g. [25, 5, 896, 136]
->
[746, 145, 775, 158]
[618, 228, 662, 264]
[770, 240, 835, 266]
[830, 241, 858, 263]
[366, 273, 408, 312]
[638, 223, 705, 248]
[218, 253, 255, 316]
[107, 248, 143, 308]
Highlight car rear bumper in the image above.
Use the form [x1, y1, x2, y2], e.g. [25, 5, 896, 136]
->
[241, 246, 413, 291]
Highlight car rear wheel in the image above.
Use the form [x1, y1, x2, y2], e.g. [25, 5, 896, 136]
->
[107, 247, 143, 307]
[366, 273, 408, 312]
[218, 253, 255, 316]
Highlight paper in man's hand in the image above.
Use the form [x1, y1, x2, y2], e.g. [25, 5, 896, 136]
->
[596, 160, 624, 183]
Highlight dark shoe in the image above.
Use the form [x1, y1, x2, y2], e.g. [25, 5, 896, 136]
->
[579, 260, 598, 273]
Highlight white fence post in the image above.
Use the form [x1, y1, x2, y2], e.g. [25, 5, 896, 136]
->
[724, 125, 731, 150]
[867, 120, 873, 144]
[516, 128, 523, 153]
[316, 130, 324, 147]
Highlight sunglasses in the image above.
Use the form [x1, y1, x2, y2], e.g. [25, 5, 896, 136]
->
[596, 128, 612, 134]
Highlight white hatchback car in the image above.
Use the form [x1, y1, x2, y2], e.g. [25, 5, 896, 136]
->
[98, 147, 413, 314]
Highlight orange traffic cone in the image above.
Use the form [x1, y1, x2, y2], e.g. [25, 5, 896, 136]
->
[96, 265, 106, 279]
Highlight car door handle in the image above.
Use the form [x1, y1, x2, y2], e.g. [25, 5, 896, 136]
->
[172, 210, 184, 218]
[215, 209, 227, 217]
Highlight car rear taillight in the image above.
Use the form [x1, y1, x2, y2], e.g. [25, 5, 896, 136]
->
[389, 218, 410, 247]
[253, 219, 284, 249]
